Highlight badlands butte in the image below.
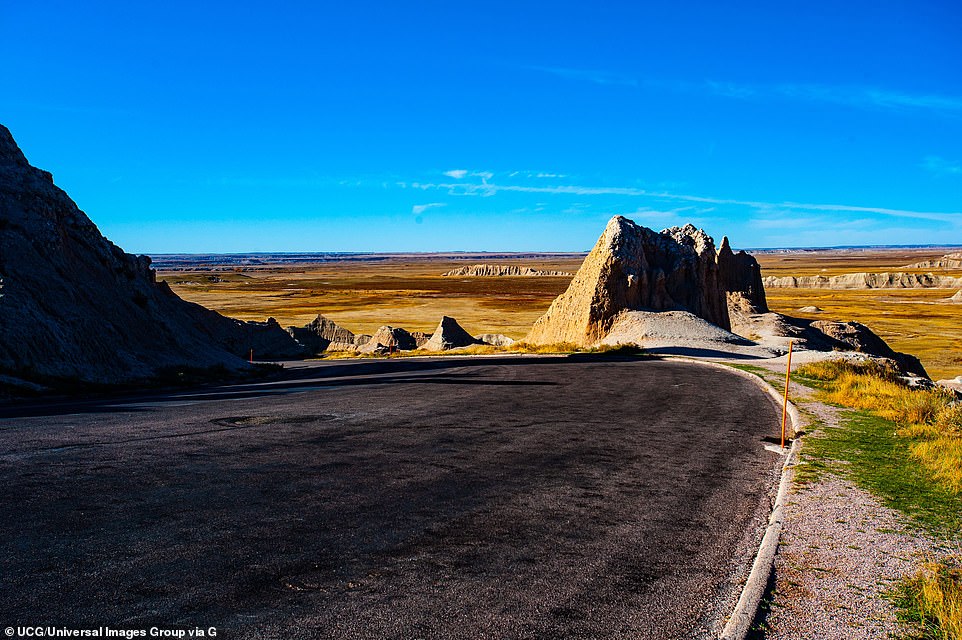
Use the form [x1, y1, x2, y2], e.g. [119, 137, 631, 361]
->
[0, 122, 960, 391]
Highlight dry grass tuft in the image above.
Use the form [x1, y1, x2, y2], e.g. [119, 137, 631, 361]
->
[796, 360, 962, 494]
[901, 558, 962, 640]
[314, 341, 640, 360]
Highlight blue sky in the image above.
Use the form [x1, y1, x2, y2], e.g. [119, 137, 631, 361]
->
[1, 1, 961, 252]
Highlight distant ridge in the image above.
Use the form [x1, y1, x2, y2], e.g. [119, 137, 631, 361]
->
[150, 252, 588, 271]
[442, 264, 573, 277]
[764, 272, 962, 289]
[903, 252, 962, 269]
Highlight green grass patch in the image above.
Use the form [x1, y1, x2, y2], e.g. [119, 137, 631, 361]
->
[724, 362, 772, 378]
[797, 408, 962, 538]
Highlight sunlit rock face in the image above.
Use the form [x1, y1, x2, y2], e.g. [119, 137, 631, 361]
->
[525, 216, 766, 346]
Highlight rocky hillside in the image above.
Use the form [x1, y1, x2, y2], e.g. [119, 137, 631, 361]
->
[904, 252, 962, 269]
[764, 272, 962, 289]
[525, 216, 767, 345]
[442, 264, 573, 277]
[0, 124, 303, 387]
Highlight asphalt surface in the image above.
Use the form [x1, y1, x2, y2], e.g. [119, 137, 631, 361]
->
[0, 356, 782, 639]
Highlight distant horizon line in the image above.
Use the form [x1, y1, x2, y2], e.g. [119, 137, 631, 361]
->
[144, 243, 962, 259]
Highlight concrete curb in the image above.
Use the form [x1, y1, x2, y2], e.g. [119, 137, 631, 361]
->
[668, 359, 802, 640]
[720, 435, 800, 640]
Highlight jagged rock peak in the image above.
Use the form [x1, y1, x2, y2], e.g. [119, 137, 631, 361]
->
[419, 316, 482, 351]
[525, 215, 768, 346]
[0, 124, 30, 167]
[662, 223, 716, 255]
[287, 314, 357, 354]
[357, 326, 418, 353]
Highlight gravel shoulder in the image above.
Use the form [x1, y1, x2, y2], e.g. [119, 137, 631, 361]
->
[732, 360, 962, 640]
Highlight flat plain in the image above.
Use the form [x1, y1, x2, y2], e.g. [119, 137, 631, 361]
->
[157, 247, 962, 380]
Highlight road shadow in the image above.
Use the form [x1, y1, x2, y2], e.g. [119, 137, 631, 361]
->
[0, 356, 579, 419]
[642, 346, 772, 360]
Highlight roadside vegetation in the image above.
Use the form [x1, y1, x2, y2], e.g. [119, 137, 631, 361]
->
[314, 342, 647, 360]
[796, 360, 962, 494]
[792, 359, 962, 638]
[897, 558, 962, 640]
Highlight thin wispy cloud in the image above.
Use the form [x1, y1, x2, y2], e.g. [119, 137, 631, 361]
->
[508, 170, 569, 179]
[405, 173, 961, 224]
[922, 156, 962, 176]
[443, 169, 493, 181]
[412, 202, 445, 215]
[527, 65, 962, 115]
[706, 81, 962, 114]
[525, 65, 638, 88]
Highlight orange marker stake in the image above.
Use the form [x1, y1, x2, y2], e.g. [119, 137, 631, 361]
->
[249, 348, 254, 364]
[781, 340, 793, 448]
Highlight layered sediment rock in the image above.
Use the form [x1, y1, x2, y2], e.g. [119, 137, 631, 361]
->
[0, 124, 303, 385]
[287, 314, 357, 353]
[357, 326, 418, 354]
[419, 316, 481, 351]
[764, 272, 962, 289]
[442, 264, 573, 277]
[525, 216, 766, 345]
[904, 252, 962, 269]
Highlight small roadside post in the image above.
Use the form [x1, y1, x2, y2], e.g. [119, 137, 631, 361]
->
[781, 340, 794, 448]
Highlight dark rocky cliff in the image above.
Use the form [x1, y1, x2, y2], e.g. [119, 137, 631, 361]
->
[0, 124, 303, 386]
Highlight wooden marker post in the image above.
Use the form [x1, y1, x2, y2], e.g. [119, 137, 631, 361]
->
[781, 340, 793, 448]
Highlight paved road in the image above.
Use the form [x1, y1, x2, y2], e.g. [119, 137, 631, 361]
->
[0, 357, 782, 639]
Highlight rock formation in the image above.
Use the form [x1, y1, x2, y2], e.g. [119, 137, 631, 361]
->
[764, 272, 962, 289]
[717, 236, 768, 314]
[410, 331, 432, 348]
[904, 252, 962, 269]
[951, 290, 962, 303]
[357, 326, 418, 354]
[287, 314, 358, 353]
[476, 333, 516, 347]
[525, 216, 766, 345]
[730, 310, 928, 377]
[0, 124, 304, 386]
[419, 316, 482, 351]
[442, 264, 573, 277]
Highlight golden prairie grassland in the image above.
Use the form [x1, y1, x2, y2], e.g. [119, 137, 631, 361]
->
[902, 559, 962, 640]
[159, 257, 584, 339]
[797, 359, 962, 493]
[159, 247, 961, 378]
[756, 249, 961, 380]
